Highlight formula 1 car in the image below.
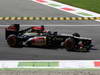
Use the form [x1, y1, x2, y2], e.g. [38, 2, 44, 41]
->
[5, 24, 93, 52]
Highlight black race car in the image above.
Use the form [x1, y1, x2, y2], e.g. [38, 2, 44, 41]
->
[5, 24, 93, 52]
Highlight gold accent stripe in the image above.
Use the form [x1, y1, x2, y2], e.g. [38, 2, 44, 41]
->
[0, 17, 99, 20]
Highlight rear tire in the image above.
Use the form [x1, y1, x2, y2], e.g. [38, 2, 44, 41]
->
[7, 35, 23, 48]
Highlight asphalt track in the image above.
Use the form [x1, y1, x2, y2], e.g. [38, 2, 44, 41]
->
[0, 0, 100, 60]
[0, 70, 100, 75]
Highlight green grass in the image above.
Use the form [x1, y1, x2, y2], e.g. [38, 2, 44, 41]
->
[18, 62, 59, 67]
[56, 0, 100, 13]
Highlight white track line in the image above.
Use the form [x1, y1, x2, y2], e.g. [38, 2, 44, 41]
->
[34, 0, 100, 17]
[32, 0, 100, 22]
[0, 25, 100, 27]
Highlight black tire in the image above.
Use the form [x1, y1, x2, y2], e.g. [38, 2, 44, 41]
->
[81, 40, 92, 52]
[7, 35, 17, 47]
[64, 38, 76, 51]
[7, 35, 23, 47]
[72, 33, 80, 37]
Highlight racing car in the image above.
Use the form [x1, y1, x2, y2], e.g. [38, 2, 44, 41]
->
[5, 24, 93, 52]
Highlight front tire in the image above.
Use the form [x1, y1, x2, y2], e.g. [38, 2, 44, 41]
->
[64, 38, 76, 51]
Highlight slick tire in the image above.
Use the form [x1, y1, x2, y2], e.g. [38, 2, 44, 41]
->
[64, 38, 76, 51]
[7, 35, 23, 48]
